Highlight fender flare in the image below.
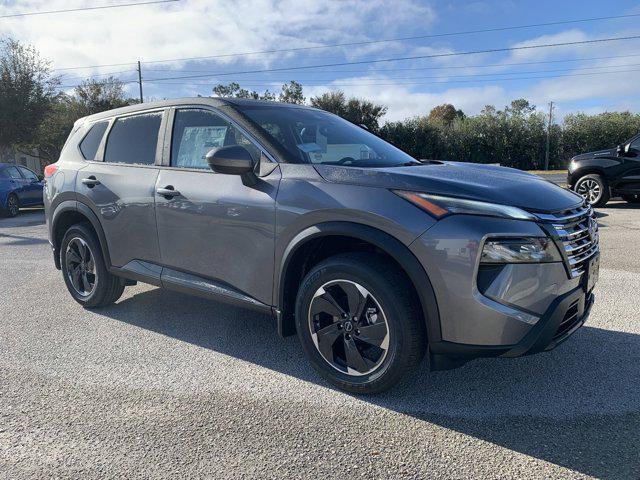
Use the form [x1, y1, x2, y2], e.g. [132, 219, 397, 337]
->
[51, 200, 112, 269]
[275, 221, 441, 343]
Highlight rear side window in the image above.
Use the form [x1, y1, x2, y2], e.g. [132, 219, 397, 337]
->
[18, 167, 38, 180]
[4, 166, 21, 179]
[104, 112, 163, 165]
[79, 121, 109, 160]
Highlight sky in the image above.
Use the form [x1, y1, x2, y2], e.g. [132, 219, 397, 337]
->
[2, 0, 640, 123]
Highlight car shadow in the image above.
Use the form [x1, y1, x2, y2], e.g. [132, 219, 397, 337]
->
[0, 209, 45, 229]
[99, 287, 640, 479]
[0, 232, 49, 246]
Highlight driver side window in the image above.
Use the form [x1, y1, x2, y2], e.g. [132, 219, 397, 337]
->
[628, 136, 640, 152]
[171, 109, 261, 169]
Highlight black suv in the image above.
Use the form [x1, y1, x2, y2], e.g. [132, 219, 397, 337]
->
[568, 134, 640, 206]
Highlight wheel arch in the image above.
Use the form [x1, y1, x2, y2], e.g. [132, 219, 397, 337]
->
[569, 166, 607, 187]
[275, 221, 441, 344]
[51, 201, 111, 270]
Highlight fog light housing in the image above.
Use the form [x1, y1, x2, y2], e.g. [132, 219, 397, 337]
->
[481, 237, 562, 264]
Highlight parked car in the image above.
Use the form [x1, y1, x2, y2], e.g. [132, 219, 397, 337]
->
[568, 134, 640, 206]
[44, 99, 599, 393]
[0, 163, 44, 217]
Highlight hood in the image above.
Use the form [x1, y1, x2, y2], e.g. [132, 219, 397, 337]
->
[572, 148, 616, 161]
[315, 161, 583, 213]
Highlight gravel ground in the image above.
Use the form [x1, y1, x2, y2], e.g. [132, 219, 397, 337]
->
[1, 204, 639, 479]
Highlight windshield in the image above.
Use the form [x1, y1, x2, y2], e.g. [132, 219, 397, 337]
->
[234, 104, 419, 167]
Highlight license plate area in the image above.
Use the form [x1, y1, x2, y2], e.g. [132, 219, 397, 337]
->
[583, 254, 600, 293]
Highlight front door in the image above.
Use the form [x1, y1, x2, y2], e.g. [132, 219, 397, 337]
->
[154, 108, 280, 305]
[618, 135, 640, 194]
[17, 166, 43, 205]
[76, 111, 165, 268]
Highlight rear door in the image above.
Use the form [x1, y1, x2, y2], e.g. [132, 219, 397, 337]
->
[76, 111, 166, 268]
[3, 166, 25, 202]
[17, 166, 43, 205]
[154, 107, 280, 305]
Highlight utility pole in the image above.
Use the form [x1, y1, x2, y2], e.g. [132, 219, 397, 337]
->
[137, 61, 144, 103]
[544, 101, 554, 171]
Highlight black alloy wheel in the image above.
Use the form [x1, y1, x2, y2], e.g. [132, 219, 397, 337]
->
[308, 279, 390, 376]
[7, 194, 19, 217]
[65, 237, 96, 297]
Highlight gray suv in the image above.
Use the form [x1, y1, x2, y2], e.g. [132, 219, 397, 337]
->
[44, 98, 599, 393]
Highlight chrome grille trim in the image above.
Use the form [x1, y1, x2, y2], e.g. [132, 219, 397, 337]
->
[535, 201, 599, 278]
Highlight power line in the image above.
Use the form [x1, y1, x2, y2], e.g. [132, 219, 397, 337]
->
[141, 53, 640, 75]
[0, 0, 179, 19]
[140, 60, 640, 83]
[49, 12, 640, 71]
[142, 35, 640, 83]
[139, 67, 640, 87]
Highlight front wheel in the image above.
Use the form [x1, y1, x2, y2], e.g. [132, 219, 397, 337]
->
[574, 174, 610, 207]
[295, 253, 426, 394]
[60, 223, 125, 308]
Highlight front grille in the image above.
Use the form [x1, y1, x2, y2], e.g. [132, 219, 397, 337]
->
[536, 201, 599, 278]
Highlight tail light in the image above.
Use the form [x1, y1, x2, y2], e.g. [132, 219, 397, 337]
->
[44, 163, 59, 178]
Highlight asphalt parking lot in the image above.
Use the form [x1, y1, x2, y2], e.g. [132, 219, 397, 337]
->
[1, 204, 639, 479]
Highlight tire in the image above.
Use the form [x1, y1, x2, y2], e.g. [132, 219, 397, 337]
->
[3, 193, 20, 217]
[60, 222, 125, 308]
[574, 174, 610, 207]
[295, 252, 426, 394]
[622, 194, 640, 204]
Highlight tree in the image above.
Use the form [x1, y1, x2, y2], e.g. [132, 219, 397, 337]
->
[212, 82, 276, 101]
[25, 76, 136, 165]
[0, 38, 60, 148]
[278, 80, 305, 104]
[72, 76, 134, 116]
[506, 98, 535, 116]
[309, 91, 346, 115]
[344, 98, 387, 132]
[310, 90, 387, 131]
[427, 103, 465, 126]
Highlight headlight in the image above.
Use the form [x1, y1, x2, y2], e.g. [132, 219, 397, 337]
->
[480, 237, 562, 263]
[393, 191, 537, 221]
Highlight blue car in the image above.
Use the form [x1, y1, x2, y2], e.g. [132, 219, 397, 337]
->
[0, 163, 44, 217]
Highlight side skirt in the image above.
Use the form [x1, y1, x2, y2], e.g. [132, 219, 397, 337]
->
[110, 260, 273, 315]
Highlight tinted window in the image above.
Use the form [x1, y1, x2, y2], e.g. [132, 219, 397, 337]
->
[18, 167, 38, 180]
[235, 105, 419, 167]
[79, 121, 109, 160]
[5, 166, 22, 179]
[104, 112, 162, 165]
[629, 136, 640, 151]
[171, 109, 260, 169]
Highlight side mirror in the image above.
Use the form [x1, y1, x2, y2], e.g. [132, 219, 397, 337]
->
[206, 145, 255, 175]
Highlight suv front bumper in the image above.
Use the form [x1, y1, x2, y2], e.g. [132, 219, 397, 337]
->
[429, 286, 593, 369]
[409, 213, 595, 370]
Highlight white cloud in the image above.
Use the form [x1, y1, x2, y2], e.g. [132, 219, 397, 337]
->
[306, 77, 507, 122]
[0, 0, 435, 74]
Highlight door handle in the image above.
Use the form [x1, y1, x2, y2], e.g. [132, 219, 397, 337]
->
[81, 176, 101, 187]
[156, 186, 181, 198]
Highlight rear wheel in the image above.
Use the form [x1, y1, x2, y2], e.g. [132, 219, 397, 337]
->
[60, 223, 125, 308]
[574, 174, 610, 207]
[295, 253, 426, 394]
[622, 194, 640, 204]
